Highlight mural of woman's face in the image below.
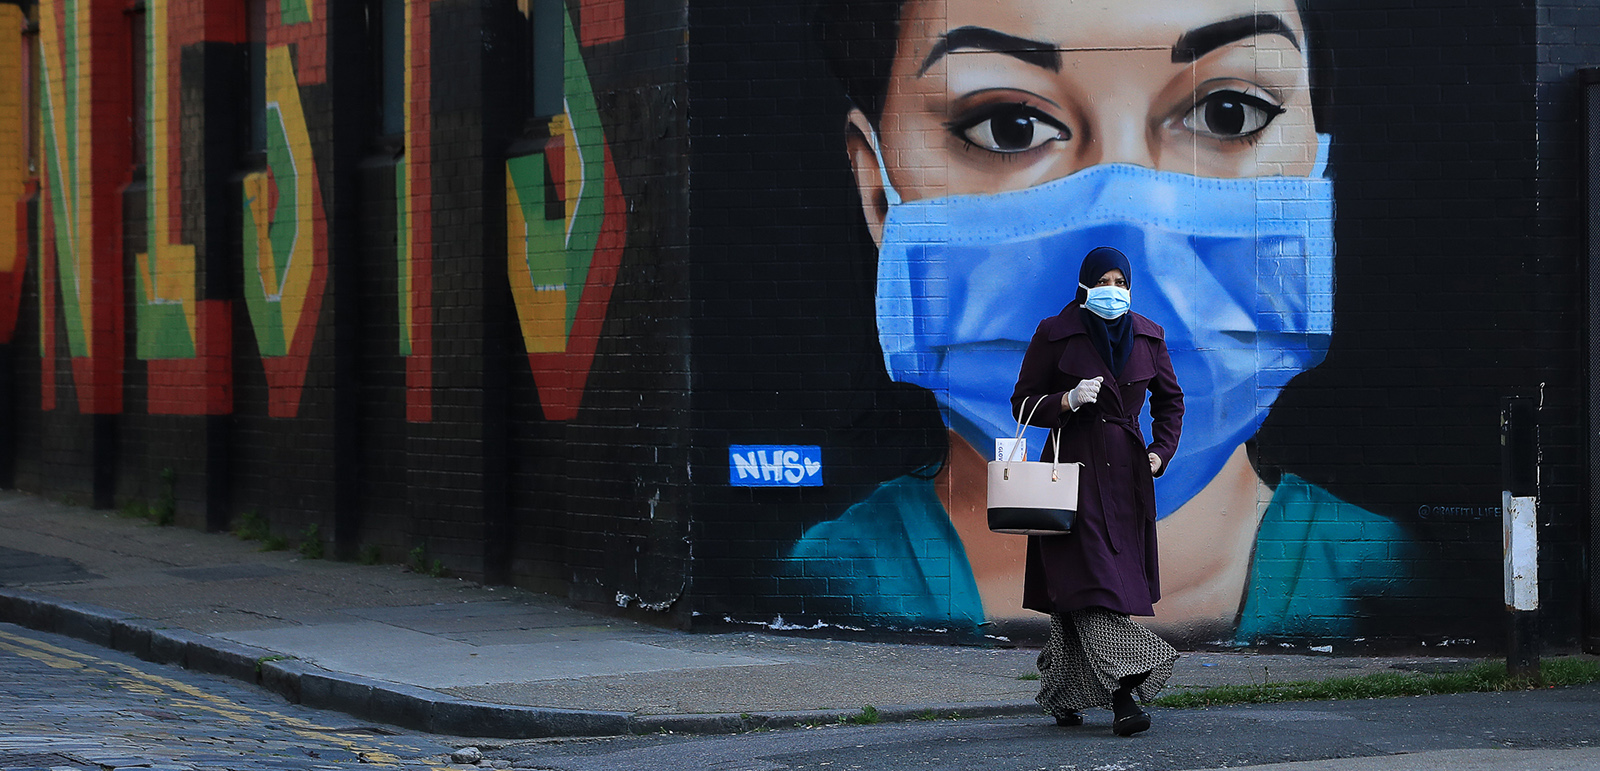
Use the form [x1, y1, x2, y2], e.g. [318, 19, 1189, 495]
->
[835, 0, 1335, 630]
[850, 0, 1316, 243]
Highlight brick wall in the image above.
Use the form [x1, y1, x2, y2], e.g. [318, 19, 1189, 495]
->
[5, 0, 692, 623]
[1533, 0, 1600, 649]
[1256, 0, 1554, 645]
[4, 0, 1597, 652]
[684, 0, 1597, 651]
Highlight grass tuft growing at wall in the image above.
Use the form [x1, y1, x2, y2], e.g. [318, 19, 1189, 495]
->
[1151, 658, 1600, 709]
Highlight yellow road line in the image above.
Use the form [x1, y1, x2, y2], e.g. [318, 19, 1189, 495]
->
[0, 627, 104, 662]
[0, 626, 456, 769]
[0, 636, 107, 673]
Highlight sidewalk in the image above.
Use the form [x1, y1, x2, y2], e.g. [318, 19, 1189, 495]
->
[0, 489, 1490, 740]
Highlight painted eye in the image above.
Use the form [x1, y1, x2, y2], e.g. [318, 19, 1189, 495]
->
[955, 105, 1069, 153]
[1183, 90, 1285, 139]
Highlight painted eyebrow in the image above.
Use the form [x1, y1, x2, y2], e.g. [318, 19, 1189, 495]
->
[917, 26, 1062, 77]
[1170, 13, 1301, 64]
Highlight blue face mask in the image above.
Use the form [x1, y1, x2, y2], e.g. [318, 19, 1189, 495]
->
[872, 135, 1334, 516]
[1082, 285, 1131, 320]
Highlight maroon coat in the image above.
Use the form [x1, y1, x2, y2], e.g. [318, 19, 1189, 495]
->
[1009, 303, 1184, 617]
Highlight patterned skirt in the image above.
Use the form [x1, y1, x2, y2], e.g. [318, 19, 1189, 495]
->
[1035, 608, 1178, 715]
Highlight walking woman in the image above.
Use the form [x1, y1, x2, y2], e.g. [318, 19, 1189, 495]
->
[1010, 246, 1184, 736]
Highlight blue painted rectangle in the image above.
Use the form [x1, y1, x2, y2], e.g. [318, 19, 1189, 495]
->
[729, 445, 823, 487]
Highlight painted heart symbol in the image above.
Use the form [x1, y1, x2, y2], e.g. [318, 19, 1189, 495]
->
[803, 459, 822, 477]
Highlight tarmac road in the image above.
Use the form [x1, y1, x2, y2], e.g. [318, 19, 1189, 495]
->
[489, 685, 1600, 771]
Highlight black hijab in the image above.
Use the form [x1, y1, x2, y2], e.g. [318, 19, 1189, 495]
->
[1075, 247, 1133, 377]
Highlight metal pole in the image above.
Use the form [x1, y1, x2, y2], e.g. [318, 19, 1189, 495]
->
[1501, 396, 1540, 679]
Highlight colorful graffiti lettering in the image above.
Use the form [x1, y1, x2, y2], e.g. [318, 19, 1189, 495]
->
[577, 0, 625, 47]
[136, 0, 231, 415]
[279, 0, 312, 27]
[135, 1, 194, 362]
[38, 0, 88, 363]
[241, 42, 326, 418]
[0, 3, 28, 346]
[398, 0, 435, 422]
[505, 6, 625, 422]
[37, 0, 127, 414]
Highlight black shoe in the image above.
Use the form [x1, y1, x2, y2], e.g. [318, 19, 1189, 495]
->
[1111, 679, 1150, 737]
[1054, 711, 1083, 727]
[1111, 708, 1150, 737]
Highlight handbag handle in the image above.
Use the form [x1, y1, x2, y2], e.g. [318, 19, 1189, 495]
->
[1005, 395, 1062, 464]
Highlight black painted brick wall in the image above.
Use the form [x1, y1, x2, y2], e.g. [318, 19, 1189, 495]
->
[1260, 0, 1549, 644]
[7, 0, 1598, 650]
[6, 0, 693, 625]
[1533, 0, 1600, 648]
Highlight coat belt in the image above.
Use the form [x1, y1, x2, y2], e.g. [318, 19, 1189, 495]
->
[1098, 413, 1143, 443]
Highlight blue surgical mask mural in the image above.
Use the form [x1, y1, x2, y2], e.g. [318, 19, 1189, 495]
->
[872, 134, 1335, 516]
[786, 0, 1419, 644]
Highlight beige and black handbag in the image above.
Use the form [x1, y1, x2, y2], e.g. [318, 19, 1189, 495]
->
[987, 395, 1081, 535]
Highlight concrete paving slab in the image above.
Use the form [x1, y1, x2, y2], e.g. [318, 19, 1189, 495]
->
[164, 564, 292, 582]
[340, 601, 628, 634]
[215, 621, 786, 688]
[450, 659, 1041, 713]
[439, 626, 644, 646]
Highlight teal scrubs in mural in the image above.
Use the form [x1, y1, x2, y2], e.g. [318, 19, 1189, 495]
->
[787, 476, 985, 628]
[790, 472, 1407, 639]
[1235, 473, 1412, 642]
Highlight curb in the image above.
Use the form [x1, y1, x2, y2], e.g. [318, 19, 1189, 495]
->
[0, 588, 1045, 738]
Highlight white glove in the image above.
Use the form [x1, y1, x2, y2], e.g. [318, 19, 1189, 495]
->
[1065, 377, 1103, 412]
[1149, 453, 1162, 475]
